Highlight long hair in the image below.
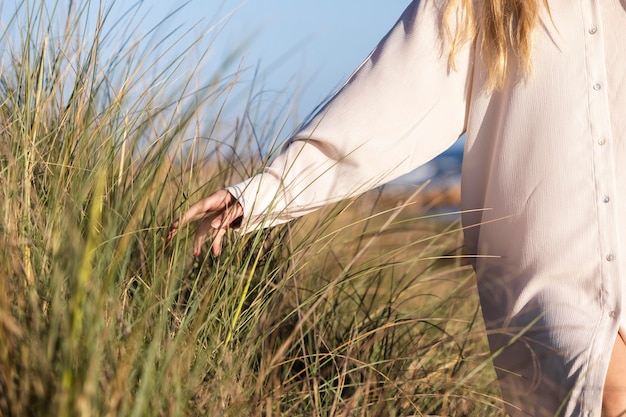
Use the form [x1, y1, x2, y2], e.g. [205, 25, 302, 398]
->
[444, 0, 549, 89]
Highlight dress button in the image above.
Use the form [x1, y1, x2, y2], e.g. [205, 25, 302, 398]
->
[609, 311, 618, 319]
[598, 137, 607, 146]
[607, 254, 615, 262]
[593, 83, 602, 91]
[603, 196, 610, 203]
[589, 25, 598, 34]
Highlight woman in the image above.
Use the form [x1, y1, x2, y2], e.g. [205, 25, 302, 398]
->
[168, 1, 626, 415]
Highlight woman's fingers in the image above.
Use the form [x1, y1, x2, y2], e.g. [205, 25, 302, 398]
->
[168, 189, 243, 256]
[211, 227, 228, 257]
[166, 220, 180, 241]
[193, 217, 215, 257]
[206, 205, 243, 256]
[167, 190, 232, 240]
[180, 193, 226, 227]
[210, 201, 244, 229]
[167, 199, 213, 241]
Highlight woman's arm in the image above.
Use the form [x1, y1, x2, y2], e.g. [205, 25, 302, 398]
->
[170, 0, 474, 254]
[229, 0, 474, 233]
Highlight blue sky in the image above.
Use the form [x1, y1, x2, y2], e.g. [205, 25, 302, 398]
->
[2, 1, 409, 119]
[1, 0, 409, 133]
[138, 1, 412, 119]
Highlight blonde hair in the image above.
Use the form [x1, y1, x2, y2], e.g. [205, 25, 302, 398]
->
[444, 0, 548, 89]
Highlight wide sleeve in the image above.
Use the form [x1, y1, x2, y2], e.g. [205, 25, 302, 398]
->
[227, 0, 474, 234]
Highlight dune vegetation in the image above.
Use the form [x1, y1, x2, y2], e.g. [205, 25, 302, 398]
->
[0, 1, 504, 415]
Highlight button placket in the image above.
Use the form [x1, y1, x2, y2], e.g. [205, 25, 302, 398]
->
[583, 4, 621, 325]
[590, 79, 614, 269]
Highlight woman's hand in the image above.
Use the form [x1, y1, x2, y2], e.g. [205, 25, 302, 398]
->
[167, 189, 244, 257]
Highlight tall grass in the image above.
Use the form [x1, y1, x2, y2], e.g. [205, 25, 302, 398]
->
[0, 1, 504, 416]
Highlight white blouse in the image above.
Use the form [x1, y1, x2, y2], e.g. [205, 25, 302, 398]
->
[226, 1, 626, 415]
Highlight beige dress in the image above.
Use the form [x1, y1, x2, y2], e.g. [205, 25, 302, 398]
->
[227, 1, 626, 415]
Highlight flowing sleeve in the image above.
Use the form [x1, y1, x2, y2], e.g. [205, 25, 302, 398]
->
[227, 0, 474, 234]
